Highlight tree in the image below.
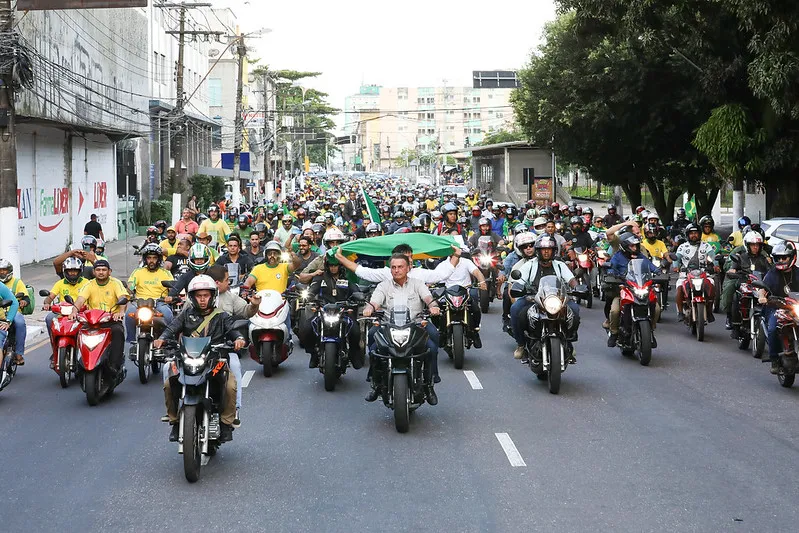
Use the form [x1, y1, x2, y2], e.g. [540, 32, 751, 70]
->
[479, 127, 526, 146]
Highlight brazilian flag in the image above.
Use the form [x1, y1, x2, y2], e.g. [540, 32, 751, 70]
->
[684, 196, 697, 221]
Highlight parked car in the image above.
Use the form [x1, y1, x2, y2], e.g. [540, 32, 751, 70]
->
[762, 218, 799, 246]
[443, 185, 468, 199]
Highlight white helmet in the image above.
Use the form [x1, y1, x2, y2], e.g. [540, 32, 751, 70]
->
[514, 231, 535, 249]
[323, 229, 345, 244]
[533, 216, 548, 228]
[187, 274, 218, 310]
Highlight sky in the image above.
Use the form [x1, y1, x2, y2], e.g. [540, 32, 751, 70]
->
[214, 0, 557, 133]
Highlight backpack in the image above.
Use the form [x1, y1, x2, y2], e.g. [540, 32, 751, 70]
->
[12, 279, 34, 316]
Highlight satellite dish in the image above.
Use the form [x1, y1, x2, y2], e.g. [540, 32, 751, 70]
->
[208, 49, 220, 57]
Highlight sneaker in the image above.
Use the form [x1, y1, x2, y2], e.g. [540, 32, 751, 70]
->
[424, 385, 438, 406]
[219, 423, 233, 442]
[707, 313, 715, 323]
[607, 333, 618, 348]
[677, 311, 685, 321]
[513, 345, 525, 359]
[433, 374, 441, 384]
[473, 333, 483, 349]
[567, 344, 577, 365]
[49, 359, 55, 370]
[233, 409, 241, 429]
[602, 320, 609, 330]
[365, 387, 380, 402]
[13, 354, 24, 366]
[308, 353, 319, 369]
[160, 414, 169, 423]
[725, 317, 732, 330]
[770, 359, 780, 375]
[128, 345, 137, 361]
[169, 424, 179, 442]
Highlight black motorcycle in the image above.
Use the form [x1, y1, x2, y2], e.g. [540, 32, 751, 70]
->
[510, 272, 586, 394]
[0, 298, 18, 392]
[369, 302, 432, 433]
[162, 327, 247, 483]
[310, 292, 364, 391]
[129, 298, 168, 384]
[431, 284, 471, 369]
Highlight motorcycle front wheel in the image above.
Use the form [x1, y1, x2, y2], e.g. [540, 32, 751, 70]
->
[182, 405, 202, 483]
[452, 323, 465, 370]
[479, 288, 490, 314]
[138, 338, 151, 384]
[85, 370, 100, 406]
[260, 343, 274, 377]
[57, 346, 71, 388]
[393, 374, 410, 434]
[637, 321, 652, 366]
[547, 337, 562, 394]
[695, 303, 705, 342]
[323, 342, 338, 392]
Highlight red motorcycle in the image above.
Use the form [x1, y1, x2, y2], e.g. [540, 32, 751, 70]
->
[40, 290, 82, 388]
[614, 259, 657, 366]
[565, 246, 594, 308]
[76, 298, 128, 406]
[678, 268, 712, 341]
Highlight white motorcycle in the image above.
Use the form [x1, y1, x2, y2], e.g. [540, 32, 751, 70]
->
[248, 289, 293, 377]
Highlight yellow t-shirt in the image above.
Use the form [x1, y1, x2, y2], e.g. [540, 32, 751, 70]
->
[729, 231, 743, 248]
[701, 232, 720, 243]
[128, 267, 173, 300]
[78, 277, 129, 312]
[641, 239, 669, 260]
[3, 276, 27, 297]
[425, 199, 439, 212]
[50, 278, 91, 302]
[199, 218, 230, 246]
[249, 263, 290, 293]
[160, 239, 178, 257]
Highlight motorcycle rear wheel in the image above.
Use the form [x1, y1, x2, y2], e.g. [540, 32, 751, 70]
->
[753, 322, 766, 358]
[452, 324, 465, 370]
[260, 343, 274, 378]
[637, 321, 652, 366]
[85, 371, 100, 406]
[547, 337, 562, 394]
[57, 346, 71, 389]
[138, 338, 151, 384]
[183, 405, 202, 483]
[393, 374, 410, 434]
[778, 366, 795, 388]
[323, 343, 338, 392]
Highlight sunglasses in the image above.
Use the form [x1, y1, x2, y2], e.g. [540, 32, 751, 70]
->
[519, 243, 534, 250]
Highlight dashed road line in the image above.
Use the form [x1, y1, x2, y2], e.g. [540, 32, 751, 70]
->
[463, 370, 483, 390]
[495, 433, 526, 467]
[241, 370, 255, 388]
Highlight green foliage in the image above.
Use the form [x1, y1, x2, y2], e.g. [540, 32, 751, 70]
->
[479, 127, 526, 146]
[394, 147, 437, 167]
[149, 200, 173, 225]
[188, 174, 226, 210]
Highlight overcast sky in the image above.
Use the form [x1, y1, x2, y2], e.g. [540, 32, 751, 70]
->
[214, 0, 557, 132]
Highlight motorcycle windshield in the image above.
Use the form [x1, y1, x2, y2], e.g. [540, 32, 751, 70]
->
[390, 294, 410, 327]
[536, 275, 566, 301]
[626, 258, 653, 286]
[477, 236, 493, 252]
[226, 262, 240, 287]
[181, 337, 211, 357]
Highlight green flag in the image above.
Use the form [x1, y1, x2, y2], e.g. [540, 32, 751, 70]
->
[329, 233, 456, 261]
[361, 186, 381, 224]
[684, 196, 696, 221]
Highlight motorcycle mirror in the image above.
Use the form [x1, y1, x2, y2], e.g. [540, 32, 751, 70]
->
[510, 270, 522, 280]
[64, 295, 74, 304]
[668, 252, 678, 261]
[231, 319, 250, 332]
[509, 281, 527, 299]
[573, 284, 589, 295]
[0, 299, 12, 308]
[38, 289, 50, 297]
[351, 291, 365, 302]
[117, 296, 129, 306]
[161, 280, 175, 288]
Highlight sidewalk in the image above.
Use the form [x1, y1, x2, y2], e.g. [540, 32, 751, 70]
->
[20, 239, 139, 349]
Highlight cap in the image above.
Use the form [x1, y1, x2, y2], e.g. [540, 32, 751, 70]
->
[93, 259, 110, 269]
[166, 226, 176, 232]
[197, 232, 210, 240]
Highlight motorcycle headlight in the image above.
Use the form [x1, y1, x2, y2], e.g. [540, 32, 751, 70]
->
[137, 307, 153, 322]
[80, 332, 105, 350]
[479, 255, 492, 268]
[182, 353, 207, 374]
[792, 304, 799, 317]
[543, 295, 563, 315]
[691, 279, 704, 291]
[323, 313, 340, 326]
[578, 254, 589, 262]
[390, 329, 410, 347]
[633, 287, 649, 298]
[60, 305, 73, 316]
[449, 295, 465, 307]
[300, 289, 309, 300]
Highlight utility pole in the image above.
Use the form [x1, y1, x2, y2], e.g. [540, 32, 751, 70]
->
[0, 0, 18, 273]
[162, 3, 223, 191]
[261, 71, 272, 189]
[232, 35, 245, 209]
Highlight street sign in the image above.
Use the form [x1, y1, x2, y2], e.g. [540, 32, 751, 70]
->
[18, 0, 146, 8]
[221, 152, 250, 172]
[245, 182, 256, 187]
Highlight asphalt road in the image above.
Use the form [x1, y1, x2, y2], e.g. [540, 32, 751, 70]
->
[3, 293, 799, 532]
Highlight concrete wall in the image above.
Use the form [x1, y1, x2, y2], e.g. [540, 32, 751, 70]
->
[17, 9, 149, 133]
[16, 125, 117, 264]
[506, 149, 553, 203]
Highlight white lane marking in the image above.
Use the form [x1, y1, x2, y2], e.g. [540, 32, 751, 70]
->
[241, 370, 255, 388]
[463, 370, 483, 390]
[495, 433, 526, 467]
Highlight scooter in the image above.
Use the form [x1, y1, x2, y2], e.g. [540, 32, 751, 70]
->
[248, 289, 293, 377]
[39, 290, 81, 388]
[76, 297, 128, 406]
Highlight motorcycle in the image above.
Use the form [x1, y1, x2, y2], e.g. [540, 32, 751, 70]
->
[752, 287, 799, 388]
[510, 272, 588, 394]
[473, 236, 503, 313]
[248, 289, 293, 377]
[285, 285, 310, 343]
[608, 259, 657, 365]
[650, 256, 671, 315]
[76, 297, 129, 405]
[162, 331, 247, 482]
[731, 270, 765, 353]
[567, 246, 594, 309]
[309, 291, 364, 391]
[678, 267, 712, 341]
[128, 297, 168, 384]
[431, 284, 472, 370]
[368, 298, 432, 433]
[39, 290, 81, 388]
[595, 249, 611, 301]
[0, 298, 18, 392]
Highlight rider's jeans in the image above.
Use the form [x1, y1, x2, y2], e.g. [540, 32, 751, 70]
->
[228, 352, 242, 409]
[763, 307, 782, 360]
[510, 297, 534, 346]
[125, 301, 174, 343]
[13, 313, 26, 356]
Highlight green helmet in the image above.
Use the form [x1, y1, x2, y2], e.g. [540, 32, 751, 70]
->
[188, 243, 211, 272]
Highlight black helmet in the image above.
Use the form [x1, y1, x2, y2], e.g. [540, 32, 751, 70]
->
[534, 235, 558, 262]
[619, 232, 642, 257]
[676, 207, 686, 219]
[644, 223, 659, 240]
[737, 216, 751, 230]
[772, 241, 797, 271]
[237, 214, 249, 226]
[569, 215, 583, 229]
[254, 222, 268, 234]
[699, 215, 715, 232]
[684, 223, 701, 242]
[154, 220, 167, 231]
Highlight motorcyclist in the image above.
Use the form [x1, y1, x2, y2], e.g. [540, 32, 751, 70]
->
[722, 231, 771, 331]
[301, 255, 364, 369]
[235, 214, 252, 236]
[159, 226, 179, 258]
[674, 223, 717, 322]
[70, 259, 129, 373]
[0, 259, 29, 365]
[543, 220, 567, 253]
[510, 235, 580, 362]
[168, 243, 213, 300]
[468, 218, 503, 249]
[41, 256, 89, 350]
[563, 216, 595, 252]
[433, 203, 466, 237]
[198, 204, 230, 247]
[699, 215, 720, 244]
[154, 275, 246, 442]
[468, 206, 483, 233]
[125, 243, 175, 350]
[439, 244, 488, 349]
[603, 204, 623, 227]
[154, 220, 168, 241]
[758, 242, 799, 373]
[728, 216, 751, 248]
[296, 229, 346, 284]
[95, 239, 107, 260]
[605, 233, 661, 348]
[669, 207, 691, 239]
[386, 211, 411, 235]
[164, 237, 192, 277]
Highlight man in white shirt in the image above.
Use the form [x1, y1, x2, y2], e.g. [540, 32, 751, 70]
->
[440, 246, 488, 348]
[334, 243, 461, 285]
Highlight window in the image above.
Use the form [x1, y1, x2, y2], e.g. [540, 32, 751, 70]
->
[153, 51, 160, 84]
[449, 141, 455, 146]
[418, 113, 426, 120]
[398, 125, 407, 132]
[488, 93, 493, 99]
[447, 110, 454, 115]
[773, 224, 799, 242]
[496, 112, 504, 119]
[463, 97, 469, 104]
[474, 112, 481, 119]
[463, 113, 469, 120]
[418, 128, 425, 134]
[427, 128, 435, 134]
[160, 54, 166, 83]
[417, 97, 425, 104]
[473, 96, 481, 103]
[426, 97, 434, 104]
[398, 87, 408, 100]
[488, 109, 494, 115]
[208, 78, 222, 106]
[464, 128, 469, 135]
[447, 125, 455, 131]
[427, 112, 434, 119]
